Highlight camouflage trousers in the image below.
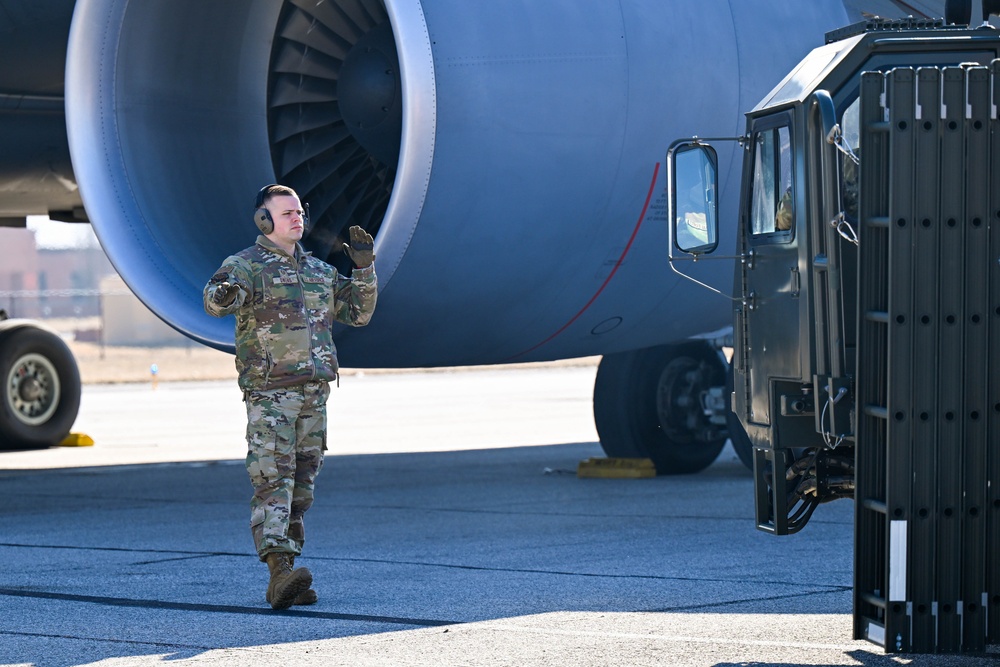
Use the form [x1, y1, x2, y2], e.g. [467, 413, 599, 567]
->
[245, 381, 330, 561]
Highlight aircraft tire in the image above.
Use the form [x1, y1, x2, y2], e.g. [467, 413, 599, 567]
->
[593, 351, 647, 459]
[0, 322, 81, 449]
[593, 342, 726, 475]
[725, 364, 753, 471]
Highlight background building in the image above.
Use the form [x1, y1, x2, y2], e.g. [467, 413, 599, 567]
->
[1, 224, 190, 346]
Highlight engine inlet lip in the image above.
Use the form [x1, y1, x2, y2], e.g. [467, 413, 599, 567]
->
[372, 0, 437, 289]
[63, 0, 437, 350]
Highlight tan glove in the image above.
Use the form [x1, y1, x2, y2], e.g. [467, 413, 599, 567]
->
[343, 225, 375, 268]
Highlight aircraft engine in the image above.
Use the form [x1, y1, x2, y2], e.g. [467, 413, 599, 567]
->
[62, 0, 853, 469]
[65, 0, 853, 367]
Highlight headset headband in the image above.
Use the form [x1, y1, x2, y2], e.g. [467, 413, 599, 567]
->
[254, 184, 282, 210]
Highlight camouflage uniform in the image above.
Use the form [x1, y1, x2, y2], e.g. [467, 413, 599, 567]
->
[204, 235, 377, 560]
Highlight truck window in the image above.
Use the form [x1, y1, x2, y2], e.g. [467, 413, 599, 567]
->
[750, 124, 793, 236]
[840, 98, 861, 221]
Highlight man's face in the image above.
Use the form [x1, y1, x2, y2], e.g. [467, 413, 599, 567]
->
[264, 194, 305, 246]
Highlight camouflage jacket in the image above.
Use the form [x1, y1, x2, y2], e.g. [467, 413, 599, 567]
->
[203, 235, 377, 392]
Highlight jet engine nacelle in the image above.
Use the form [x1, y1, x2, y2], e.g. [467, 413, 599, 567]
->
[65, 0, 852, 368]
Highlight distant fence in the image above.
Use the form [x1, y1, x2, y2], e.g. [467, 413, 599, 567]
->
[0, 287, 191, 347]
[0, 288, 133, 319]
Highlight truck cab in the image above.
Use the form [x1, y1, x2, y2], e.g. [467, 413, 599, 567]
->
[669, 16, 1000, 652]
[672, 16, 1000, 531]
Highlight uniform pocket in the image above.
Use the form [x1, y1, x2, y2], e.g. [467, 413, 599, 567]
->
[301, 275, 330, 320]
[250, 504, 266, 531]
[246, 437, 278, 487]
[246, 399, 280, 486]
[253, 333, 275, 386]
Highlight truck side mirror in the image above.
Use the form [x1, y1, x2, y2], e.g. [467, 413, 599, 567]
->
[669, 143, 719, 255]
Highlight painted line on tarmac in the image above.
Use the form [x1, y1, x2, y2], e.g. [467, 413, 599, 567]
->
[0, 541, 245, 557]
[322, 554, 852, 592]
[0, 628, 216, 653]
[647, 585, 854, 613]
[0, 541, 851, 592]
[0, 588, 458, 627]
[335, 502, 757, 522]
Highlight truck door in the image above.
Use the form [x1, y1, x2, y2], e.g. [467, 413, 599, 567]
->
[740, 113, 801, 433]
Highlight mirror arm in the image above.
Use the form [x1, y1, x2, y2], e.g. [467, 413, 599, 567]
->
[666, 135, 746, 301]
[666, 252, 744, 302]
[665, 171, 741, 302]
[668, 135, 747, 150]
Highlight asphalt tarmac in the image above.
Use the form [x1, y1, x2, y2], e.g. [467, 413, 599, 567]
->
[1, 366, 997, 666]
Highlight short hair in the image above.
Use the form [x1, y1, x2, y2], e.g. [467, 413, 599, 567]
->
[254, 184, 298, 210]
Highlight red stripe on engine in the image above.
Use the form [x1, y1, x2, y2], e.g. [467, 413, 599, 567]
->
[504, 162, 661, 361]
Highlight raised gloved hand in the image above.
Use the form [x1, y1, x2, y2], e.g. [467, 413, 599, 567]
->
[343, 225, 375, 268]
[212, 281, 239, 306]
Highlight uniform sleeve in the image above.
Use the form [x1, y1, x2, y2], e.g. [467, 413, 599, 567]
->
[203, 255, 254, 318]
[331, 263, 378, 326]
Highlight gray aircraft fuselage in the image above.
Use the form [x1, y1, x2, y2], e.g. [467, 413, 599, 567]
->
[2, 0, 947, 367]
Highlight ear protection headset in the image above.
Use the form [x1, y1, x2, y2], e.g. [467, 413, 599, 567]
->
[253, 184, 279, 235]
[253, 183, 309, 236]
[253, 184, 310, 235]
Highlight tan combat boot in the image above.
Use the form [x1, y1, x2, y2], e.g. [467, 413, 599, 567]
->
[264, 556, 318, 606]
[265, 553, 312, 610]
[285, 521, 318, 605]
[289, 555, 318, 605]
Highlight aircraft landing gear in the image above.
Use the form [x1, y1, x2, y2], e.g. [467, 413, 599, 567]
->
[0, 319, 81, 449]
[593, 341, 730, 474]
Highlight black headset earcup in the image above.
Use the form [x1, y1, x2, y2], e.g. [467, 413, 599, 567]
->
[254, 207, 274, 235]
